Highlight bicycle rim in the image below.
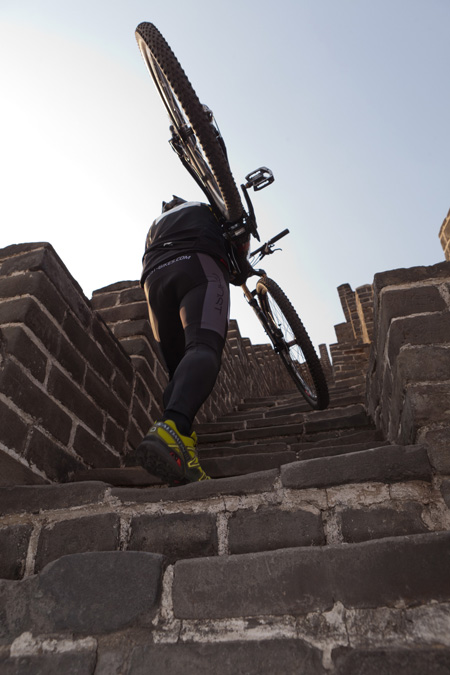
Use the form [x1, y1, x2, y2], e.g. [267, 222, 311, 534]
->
[135, 22, 243, 222]
[256, 276, 329, 410]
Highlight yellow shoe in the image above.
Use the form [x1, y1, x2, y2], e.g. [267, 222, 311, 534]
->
[135, 420, 210, 485]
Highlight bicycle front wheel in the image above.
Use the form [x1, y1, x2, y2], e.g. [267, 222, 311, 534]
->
[135, 22, 244, 222]
[256, 276, 329, 410]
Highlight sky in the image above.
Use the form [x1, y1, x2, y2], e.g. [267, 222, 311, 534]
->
[1, 0, 448, 350]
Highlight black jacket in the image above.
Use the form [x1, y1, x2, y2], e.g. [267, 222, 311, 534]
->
[141, 201, 250, 285]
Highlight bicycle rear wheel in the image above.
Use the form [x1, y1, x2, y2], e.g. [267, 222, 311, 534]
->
[135, 22, 244, 222]
[256, 276, 329, 410]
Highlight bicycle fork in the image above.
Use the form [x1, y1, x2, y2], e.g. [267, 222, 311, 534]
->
[241, 281, 285, 354]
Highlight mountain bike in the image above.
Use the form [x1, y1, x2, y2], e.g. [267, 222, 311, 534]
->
[135, 22, 329, 410]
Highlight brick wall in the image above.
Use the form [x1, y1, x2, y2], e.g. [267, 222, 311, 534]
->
[328, 283, 374, 395]
[0, 244, 294, 486]
[366, 261, 450, 476]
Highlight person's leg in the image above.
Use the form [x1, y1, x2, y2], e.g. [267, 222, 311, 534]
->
[162, 253, 229, 433]
[138, 254, 229, 483]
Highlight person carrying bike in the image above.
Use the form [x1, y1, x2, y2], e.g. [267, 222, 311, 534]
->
[134, 196, 251, 485]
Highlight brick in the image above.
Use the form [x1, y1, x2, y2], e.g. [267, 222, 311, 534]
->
[128, 640, 324, 675]
[62, 312, 113, 380]
[400, 385, 450, 444]
[131, 357, 167, 403]
[0, 651, 97, 675]
[0, 524, 33, 579]
[84, 368, 128, 427]
[0, 450, 47, 487]
[56, 332, 86, 384]
[111, 369, 133, 407]
[73, 425, 121, 468]
[120, 338, 157, 370]
[340, 503, 429, 543]
[333, 647, 450, 675]
[420, 427, 450, 474]
[373, 261, 450, 294]
[119, 287, 146, 304]
[129, 513, 218, 562]
[281, 445, 432, 490]
[173, 532, 450, 619]
[93, 280, 138, 294]
[0, 482, 109, 514]
[397, 345, 450, 383]
[91, 318, 133, 379]
[0, 398, 29, 454]
[0, 360, 72, 444]
[0, 551, 165, 638]
[98, 303, 150, 323]
[0, 270, 66, 324]
[379, 285, 446, 343]
[112, 319, 154, 342]
[131, 397, 152, 435]
[34, 514, 120, 572]
[0, 325, 47, 382]
[0, 241, 45, 262]
[0, 245, 92, 327]
[47, 365, 103, 434]
[388, 312, 450, 365]
[104, 417, 126, 453]
[0, 296, 60, 356]
[228, 507, 324, 554]
[25, 427, 85, 482]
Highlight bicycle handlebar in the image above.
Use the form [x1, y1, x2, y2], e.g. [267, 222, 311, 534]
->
[249, 228, 290, 258]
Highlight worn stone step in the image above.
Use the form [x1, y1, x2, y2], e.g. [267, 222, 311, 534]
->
[73, 466, 160, 487]
[199, 428, 383, 452]
[199, 441, 288, 459]
[202, 451, 296, 478]
[281, 445, 432, 490]
[294, 440, 386, 461]
[172, 531, 450, 619]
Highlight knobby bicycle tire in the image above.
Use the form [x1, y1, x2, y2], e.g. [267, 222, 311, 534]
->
[256, 276, 329, 410]
[135, 22, 244, 222]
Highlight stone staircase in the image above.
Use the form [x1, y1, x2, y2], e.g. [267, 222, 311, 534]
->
[1, 386, 450, 673]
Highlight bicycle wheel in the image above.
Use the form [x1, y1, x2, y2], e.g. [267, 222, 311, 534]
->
[135, 22, 244, 222]
[256, 276, 329, 410]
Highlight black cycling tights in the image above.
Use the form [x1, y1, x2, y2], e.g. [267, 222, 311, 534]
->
[144, 253, 230, 435]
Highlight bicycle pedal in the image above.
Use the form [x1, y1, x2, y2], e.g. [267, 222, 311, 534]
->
[244, 167, 274, 191]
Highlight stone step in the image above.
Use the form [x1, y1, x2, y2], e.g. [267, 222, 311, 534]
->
[1, 443, 441, 582]
[199, 428, 383, 452]
[1, 544, 449, 674]
[281, 444, 432, 490]
[200, 405, 372, 444]
[202, 451, 296, 478]
[172, 532, 450, 619]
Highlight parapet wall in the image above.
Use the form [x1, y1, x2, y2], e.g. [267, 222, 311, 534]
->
[328, 282, 374, 397]
[367, 261, 450, 476]
[0, 243, 294, 486]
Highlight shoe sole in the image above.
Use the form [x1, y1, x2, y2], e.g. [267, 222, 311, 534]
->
[134, 435, 186, 485]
